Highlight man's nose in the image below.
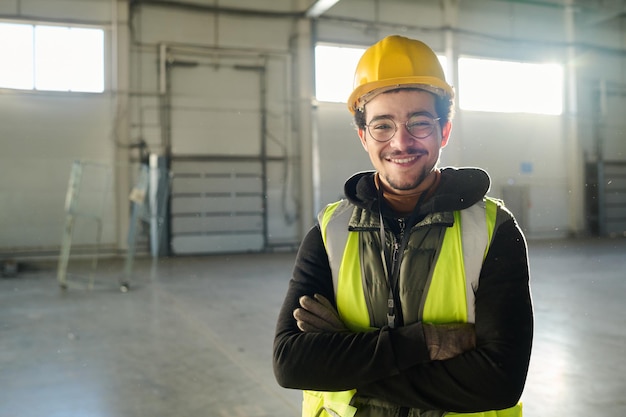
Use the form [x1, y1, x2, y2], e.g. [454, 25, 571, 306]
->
[389, 124, 415, 150]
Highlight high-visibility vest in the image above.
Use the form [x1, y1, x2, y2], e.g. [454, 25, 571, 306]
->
[302, 197, 522, 417]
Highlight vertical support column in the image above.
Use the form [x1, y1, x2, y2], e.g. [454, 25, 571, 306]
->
[294, 18, 315, 237]
[564, 1, 586, 236]
[259, 62, 270, 250]
[441, 0, 461, 167]
[158, 43, 172, 155]
[595, 80, 608, 236]
[113, 0, 132, 252]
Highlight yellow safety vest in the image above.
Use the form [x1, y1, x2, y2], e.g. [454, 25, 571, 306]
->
[303, 198, 522, 417]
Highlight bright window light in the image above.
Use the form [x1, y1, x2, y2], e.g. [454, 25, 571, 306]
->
[458, 57, 563, 115]
[0, 24, 34, 89]
[0, 22, 104, 93]
[315, 45, 366, 103]
[35, 26, 104, 92]
[315, 44, 448, 104]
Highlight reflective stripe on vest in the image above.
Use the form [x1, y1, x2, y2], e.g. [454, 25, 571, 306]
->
[318, 198, 498, 327]
[424, 200, 497, 324]
[302, 198, 522, 417]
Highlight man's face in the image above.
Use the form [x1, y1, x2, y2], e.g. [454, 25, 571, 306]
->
[358, 89, 452, 194]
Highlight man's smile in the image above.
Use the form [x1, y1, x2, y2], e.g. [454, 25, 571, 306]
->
[384, 150, 427, 165]
[388, 155, 419, 164]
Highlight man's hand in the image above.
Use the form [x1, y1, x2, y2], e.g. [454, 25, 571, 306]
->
[293, 294, 348, 333]
[423, 323, 476, 361]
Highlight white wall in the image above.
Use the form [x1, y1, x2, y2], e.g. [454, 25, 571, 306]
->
[0, 0, 118, 255]
[1, 0, 624, 258]
[313, 103, 370, 211]
[458, 112, 568, 237]
[0, 92, 116, 249]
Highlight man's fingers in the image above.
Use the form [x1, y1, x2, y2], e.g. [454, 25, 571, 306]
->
[295, 318, 322, 333]
[293, 306, 328, 328]
[293, 307, 331, 332]
[299, 295, 339, 324]
[299, 296, 325, 317]
[294, 296, 347, 332]
[313, 293, 335, 312]
[424, 322, 477, 360]
[293, 306, 316, 322]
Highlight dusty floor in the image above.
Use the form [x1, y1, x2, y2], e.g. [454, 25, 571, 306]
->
[1, 237, 624, 417]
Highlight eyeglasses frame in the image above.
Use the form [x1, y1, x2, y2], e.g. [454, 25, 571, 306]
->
[364, 115, 441, 143]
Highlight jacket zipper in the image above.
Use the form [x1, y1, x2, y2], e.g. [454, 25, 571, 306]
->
[387, 218, 406, 328]
[391, 218, 406, 271]
[398, 275, 409, 417]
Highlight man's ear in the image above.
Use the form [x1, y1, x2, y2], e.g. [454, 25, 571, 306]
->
[440, 121, 452, 148]
[358, 128, 368, 151]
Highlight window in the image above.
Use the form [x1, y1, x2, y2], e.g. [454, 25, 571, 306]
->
[458, 57, 563, 115]
[315, 45, 366, 103]
[315, 44, 448, 104]
[0, 22, 104, 93]
[314, 44, 563, 117]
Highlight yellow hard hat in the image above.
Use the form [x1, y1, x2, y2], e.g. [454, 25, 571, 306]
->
[347, 35, 454, 114]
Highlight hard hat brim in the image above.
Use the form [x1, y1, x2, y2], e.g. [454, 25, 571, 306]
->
[348, 77, 454, 114]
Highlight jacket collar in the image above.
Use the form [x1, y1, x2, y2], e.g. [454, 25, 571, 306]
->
[343, 167, 491, 218]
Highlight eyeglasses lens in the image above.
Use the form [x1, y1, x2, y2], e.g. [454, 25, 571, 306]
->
[368, 115, 438, 142]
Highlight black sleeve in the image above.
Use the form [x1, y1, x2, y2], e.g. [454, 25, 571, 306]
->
[272, 225, 432, 391]
[356, 217, 534, 412]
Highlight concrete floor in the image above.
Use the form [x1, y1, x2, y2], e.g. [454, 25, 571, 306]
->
[1, 237, 624, 417]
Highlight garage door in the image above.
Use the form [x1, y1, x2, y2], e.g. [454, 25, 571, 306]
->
[167, 57, 267, 254]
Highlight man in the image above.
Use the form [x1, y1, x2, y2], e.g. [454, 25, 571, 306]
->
[273, 35, 533, 417]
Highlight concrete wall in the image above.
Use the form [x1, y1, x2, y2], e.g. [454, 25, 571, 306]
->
[1, 0, 624, 258]
[0, 0, 118, 256]
[127, 2, 305, 252]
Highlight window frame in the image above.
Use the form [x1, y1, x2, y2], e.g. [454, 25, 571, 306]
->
[0, 19, 109, 94]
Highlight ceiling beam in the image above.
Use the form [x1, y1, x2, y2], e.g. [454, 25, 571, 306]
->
[305, 0, 341, 18]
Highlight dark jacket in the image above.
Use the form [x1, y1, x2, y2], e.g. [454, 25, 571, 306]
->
[273, 167, 533, 413]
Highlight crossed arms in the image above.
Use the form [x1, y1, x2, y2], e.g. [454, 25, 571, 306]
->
[273, 219, 533, 412]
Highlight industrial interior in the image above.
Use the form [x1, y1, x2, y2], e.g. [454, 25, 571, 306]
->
[0, 0, 625, 416]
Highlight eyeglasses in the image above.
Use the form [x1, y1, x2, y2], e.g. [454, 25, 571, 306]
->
[365, 115, 441, 143]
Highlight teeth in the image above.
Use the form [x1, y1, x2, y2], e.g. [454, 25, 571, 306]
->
[389, 156, 417, 164]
